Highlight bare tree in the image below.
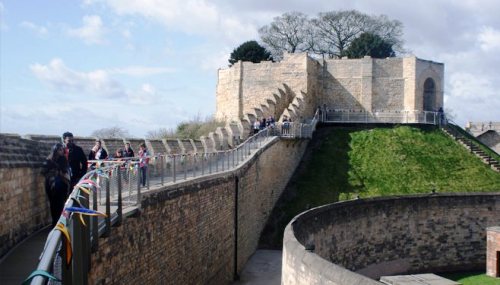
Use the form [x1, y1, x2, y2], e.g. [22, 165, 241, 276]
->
[146, 115, 225, 140]
[364, 14, 405, 53]
[258, 11, 311, 59]
[258, 10, 405, 59]
[91, 126, 130, 138]
[146, 127, 176, 140]
[311, 10, 371, 58]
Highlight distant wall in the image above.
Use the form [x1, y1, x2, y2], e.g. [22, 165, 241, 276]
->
[477, 131, 500, 154]
[88, 138, 309, 284]
[282, 193, 500, 285]
[0, 135, 51, 257]
[216, 54, 445, 124]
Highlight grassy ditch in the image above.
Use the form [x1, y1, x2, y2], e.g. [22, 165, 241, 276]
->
[260, 125, 500, 248]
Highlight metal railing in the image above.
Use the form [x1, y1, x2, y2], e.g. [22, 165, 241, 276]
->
[27, 119, 319, 284]
[321, 109, 442, 125]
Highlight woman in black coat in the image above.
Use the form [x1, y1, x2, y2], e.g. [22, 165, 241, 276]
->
[42, 143, 71, 227]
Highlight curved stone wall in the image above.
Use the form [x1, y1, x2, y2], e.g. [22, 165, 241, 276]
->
[87, 138, 309, 284]
[282, 193, 500, 285]
[0, 134, 51, 257]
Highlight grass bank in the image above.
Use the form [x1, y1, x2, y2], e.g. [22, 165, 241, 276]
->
[260, 125, 500, 248]
[440, 271, 500, 285]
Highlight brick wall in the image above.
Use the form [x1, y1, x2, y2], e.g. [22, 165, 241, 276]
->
[88, 138, 308, 284]
[486, 227, 500, 277]
[0, 135, 51, 257]
[283, 194, 500, 284]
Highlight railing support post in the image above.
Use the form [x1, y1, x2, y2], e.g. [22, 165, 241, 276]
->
[116, 166, 122, 226]
[183, 155, 187, 180]
[201, 153, 205, 175]
[104, 178, 111, 237]
[161, 155, 164, 185]
[136, 166, 142, 207]
[92, 183, 99, 252]
[72, 190, 89, 285]
[173, 155, 177, 182]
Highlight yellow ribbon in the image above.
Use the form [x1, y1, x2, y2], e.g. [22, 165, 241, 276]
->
[55, 223, 72, 266]
[78, 186, 91, 195]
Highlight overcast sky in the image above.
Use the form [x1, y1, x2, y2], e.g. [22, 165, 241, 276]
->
[1, 0, 499, 137]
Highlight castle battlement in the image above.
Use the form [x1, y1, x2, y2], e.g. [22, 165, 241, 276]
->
[216, 53, 444, 126]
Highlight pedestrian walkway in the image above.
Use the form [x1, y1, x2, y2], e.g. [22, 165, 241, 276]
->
[232, 250, 282, 285]
[0, 227, 51, 285]
[1, 133, 277, 284]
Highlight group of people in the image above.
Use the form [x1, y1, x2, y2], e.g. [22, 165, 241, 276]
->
[42, 132, 149, 227]
[253, 116, 276, 134]
[251, 115, 294, 136]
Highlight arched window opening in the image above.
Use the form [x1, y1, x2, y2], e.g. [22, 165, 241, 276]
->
[423, 78, 436, 111]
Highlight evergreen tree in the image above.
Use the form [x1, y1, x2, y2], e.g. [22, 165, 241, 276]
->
[228, 41, 272, 66]
[344, 32, 395, 59]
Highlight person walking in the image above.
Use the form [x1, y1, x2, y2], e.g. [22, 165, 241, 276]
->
[63, 132, 88, 189]
[138, 143, 149, 187]
[42, 143, 71, 227]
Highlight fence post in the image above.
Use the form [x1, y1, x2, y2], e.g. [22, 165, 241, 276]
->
[136, 166, 142, 207]
[208, 153, 212, 174]
[216, 152, 219, 172]
[173, 155, 176, 183]
[104, 178, 111, 237]
[92, 182, 99, 252]
[72, 193, 88, 285]
[201, 153, 205, 175]
[62, 234, 72, 284]
[161, 155, 164, 185]
[147, 162, 150, 190]
[183, 155, 187, 180]
[193, 155, 196, 178]
[116, 166, 122, 226]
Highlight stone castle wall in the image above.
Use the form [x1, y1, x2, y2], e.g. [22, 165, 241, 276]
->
[216, 53, 310, 122]
[467, 122, 500, 154]
[216, 54, 444, 124]
[282, 193, 500, 285]
[0, 135, 51, 257]
[88, 138, 309, 284]
[477, 131, 500, 154]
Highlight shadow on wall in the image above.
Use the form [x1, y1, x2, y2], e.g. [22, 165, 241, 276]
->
[321, 63, 366, 111]
[259, 125, 356, 249]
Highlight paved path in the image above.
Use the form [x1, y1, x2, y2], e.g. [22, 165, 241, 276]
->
[0, 227, 51, 284]
[232, 250, 282, 285]
[0, 135, 277, 284]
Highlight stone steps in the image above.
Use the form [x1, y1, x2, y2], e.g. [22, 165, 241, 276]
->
[441, 126, 500, 173]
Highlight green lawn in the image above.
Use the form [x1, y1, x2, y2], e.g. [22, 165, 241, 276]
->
[260, 125, 500, 248]
[440, 271, 500, 285]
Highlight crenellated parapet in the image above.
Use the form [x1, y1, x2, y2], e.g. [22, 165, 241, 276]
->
[216, 53, 445, 132]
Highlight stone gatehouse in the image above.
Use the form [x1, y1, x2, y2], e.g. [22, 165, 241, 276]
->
[215, 53, 444, 123]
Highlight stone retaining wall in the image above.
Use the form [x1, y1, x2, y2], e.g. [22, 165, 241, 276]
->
[282, 193, 500, 285]
[88, 138, 309, 284]
[0, 135, 51, 257]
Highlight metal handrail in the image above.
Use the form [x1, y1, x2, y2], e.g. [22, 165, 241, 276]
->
[28, 116, 318, 284]
[322, 109, 442, 125]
